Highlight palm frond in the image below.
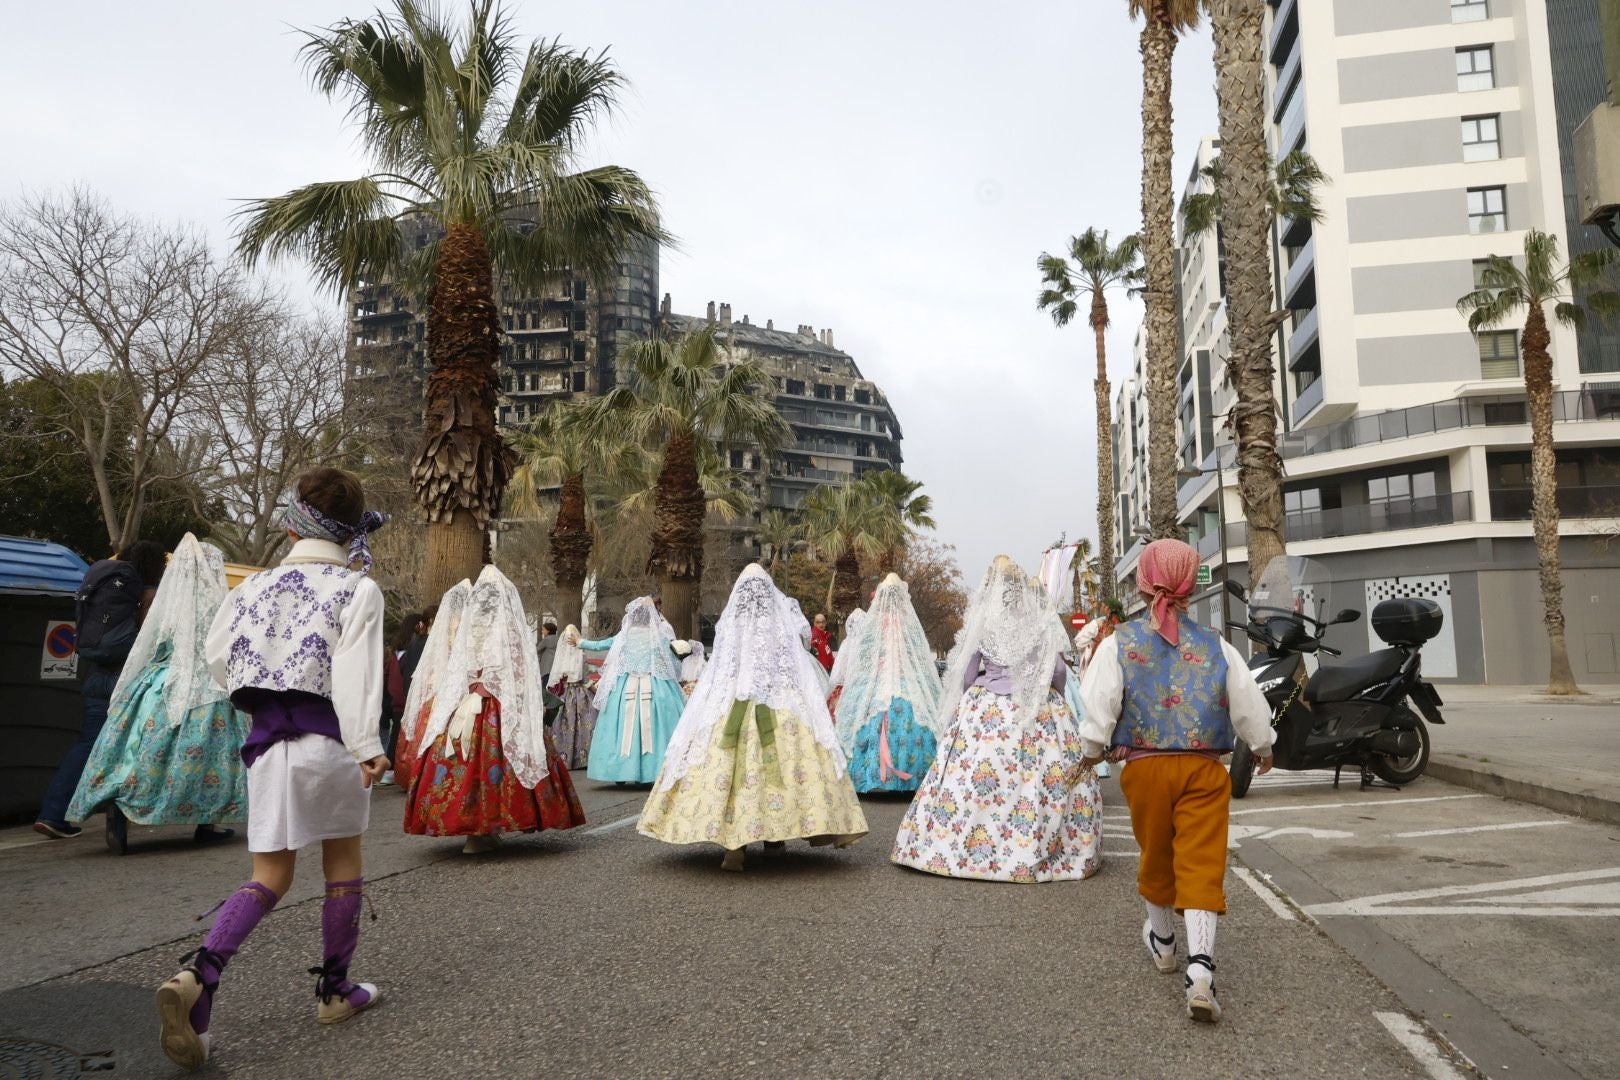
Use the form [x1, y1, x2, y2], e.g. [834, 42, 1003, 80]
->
[234, 178, 412, 293]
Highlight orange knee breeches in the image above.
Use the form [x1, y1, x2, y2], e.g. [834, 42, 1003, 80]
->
[1118, 754, 1230, 914]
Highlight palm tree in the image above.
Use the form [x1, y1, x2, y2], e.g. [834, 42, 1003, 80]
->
[802, 481, 887, 624]
[508, 399, 646, 627]
[582, 324, 788, 637]
[757, 509, 804, 577]
[1128, 0, 1204, 540]
[859, 469, 936, 571]
[1037, 228, 1143, 601]
[235, 1, 665, 598]
[1457, 230, 1619, 695]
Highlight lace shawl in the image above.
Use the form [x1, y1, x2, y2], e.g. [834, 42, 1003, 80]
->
[112, 533, 231, 729]
[679, 642, 706, 683]
[422, 566, 551, 789]
[592, 597, 683, 709]
[549, 624, 586, 685]
[938, 556, 1069, 732]
[833, 576, 945, 752]
[658, 564, 844, 789]
[401, 580, 471, 752]
[827, 608, 866, 689]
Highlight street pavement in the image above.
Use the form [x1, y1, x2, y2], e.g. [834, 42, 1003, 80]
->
[1, 777, 1449, 1080]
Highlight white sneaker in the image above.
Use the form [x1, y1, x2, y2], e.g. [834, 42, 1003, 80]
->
[1142, 920, 1178, 973]
[155, 969, 211, 1068]
[1185, 964, 1222, 1023]
[378, 771, 395, 787]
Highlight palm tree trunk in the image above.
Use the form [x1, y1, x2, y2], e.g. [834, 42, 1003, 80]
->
[1141, 5, 1182, 540]
[1523, 305, 1579, 694]
[833, 550, 862, 623]
[1209, 0, 1288, 587]
[649, 429, 705, 638]
[550, 470, 591, 629]
[414, 221, 513, 599]
[1092, 297, 1118, 602]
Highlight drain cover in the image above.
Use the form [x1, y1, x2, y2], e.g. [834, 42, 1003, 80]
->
[0, 1040, 112, 1078]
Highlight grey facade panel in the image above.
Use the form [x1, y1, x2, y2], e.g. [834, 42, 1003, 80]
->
[1357, 332, 1480, 385]
[1332, 0, 1447, 37]
[1347, 183, 1528, 243]
[1338, 49, 1457, 105]
[1342, 117, 1460, 172]
[1352, 261, 1475, 315]
[1479, 560, 1620, 683]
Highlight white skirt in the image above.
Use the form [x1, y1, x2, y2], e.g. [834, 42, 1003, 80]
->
[247, 733, 371, 852]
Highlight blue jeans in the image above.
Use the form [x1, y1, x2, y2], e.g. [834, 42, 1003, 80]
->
[37, 667, 118, 826]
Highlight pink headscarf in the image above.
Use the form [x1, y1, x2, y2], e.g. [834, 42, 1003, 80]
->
[1137, 539, 1200, 647]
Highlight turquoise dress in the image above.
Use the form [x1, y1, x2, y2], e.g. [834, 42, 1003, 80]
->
[846, 698, 939, 793]
[67, 641, 249, 825]
[581, 634, 686, 784]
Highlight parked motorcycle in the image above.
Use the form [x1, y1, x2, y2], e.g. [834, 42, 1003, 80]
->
[1225, 557, 1447, 796]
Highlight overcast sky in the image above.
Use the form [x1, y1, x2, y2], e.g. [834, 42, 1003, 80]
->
[1, 1, 1217, 583]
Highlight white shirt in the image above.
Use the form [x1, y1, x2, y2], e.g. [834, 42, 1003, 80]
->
[1077, 634, 1275, 759]
[205, 539, 386, 763]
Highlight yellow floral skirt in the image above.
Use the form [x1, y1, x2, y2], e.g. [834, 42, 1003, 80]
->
[638, 704, 868, 850]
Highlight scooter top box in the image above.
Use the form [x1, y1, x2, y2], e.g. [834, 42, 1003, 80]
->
[1371, 597, 1443, 646]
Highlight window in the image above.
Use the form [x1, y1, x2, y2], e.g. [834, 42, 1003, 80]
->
[730, 449, 745, 469]
[1452, 0, 1488, 21]
[1477, 330, 1520, 378]
[1457, 46, 1495, 91]
[572, 371, 585, 392]
[1468, 186, 1506, 233]
[1285, 489, 1322, 515]
[1461, 115, 1500, 161]
[1472, 258, 1493, 287]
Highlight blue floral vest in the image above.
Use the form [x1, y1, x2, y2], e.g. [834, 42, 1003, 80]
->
[1112, 615, 1235, 752]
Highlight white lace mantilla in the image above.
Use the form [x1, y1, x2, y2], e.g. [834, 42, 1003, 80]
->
[833, 575, 945, 752]
[401, 580, 471, 751]
[112, 533, 232, 729]
[592, 597, 682, 708]
[938, 556, 1070, 732]
[827, 608, 866, 689]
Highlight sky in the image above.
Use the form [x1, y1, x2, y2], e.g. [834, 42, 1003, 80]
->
[0, 1, 1218, 583]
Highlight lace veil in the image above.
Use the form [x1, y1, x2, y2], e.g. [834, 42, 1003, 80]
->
[833, 574, 945, 752]
[421, 566, 551, 789]
[827, 608, 866, 689]
[592, 596, 682, 709]
[112, 533, 231, 729]
[658, 564, 844, 789]
[400, 580, 470, 752]
[937, 555, 1069, 732]
[679, 641, 706, 683]
[549, 624, 585, 685]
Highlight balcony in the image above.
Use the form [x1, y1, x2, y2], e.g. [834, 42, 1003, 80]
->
[1226, 491, 1474, 546]
[1283, 236, 1316, 310]
[1277, 88, 1307, 155]
[1287, 306, 1319, 359]
[1272, 45, 1302, 124]
[1489, 484, 1620, 520]
[1283, 389, 1620, 459]
[1269, 0, 1298, 63]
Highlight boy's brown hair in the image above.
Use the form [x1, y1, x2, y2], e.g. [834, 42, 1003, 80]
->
[296, 467, 365, 527]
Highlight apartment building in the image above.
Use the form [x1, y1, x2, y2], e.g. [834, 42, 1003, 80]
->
[1113, 0, 1620, 684]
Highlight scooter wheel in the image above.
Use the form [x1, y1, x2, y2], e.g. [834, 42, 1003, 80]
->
[1369, 709, 1431, 786]
[1229, 740, 1257, 798]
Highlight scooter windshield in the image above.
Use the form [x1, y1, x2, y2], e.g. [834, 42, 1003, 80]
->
[1247, 555, 1334, 630]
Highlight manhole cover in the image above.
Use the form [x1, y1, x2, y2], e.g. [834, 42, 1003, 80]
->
[0, 1040, 112, 1079]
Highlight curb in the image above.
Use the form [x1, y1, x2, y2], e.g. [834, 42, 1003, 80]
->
[1428, 755, 1620, 827]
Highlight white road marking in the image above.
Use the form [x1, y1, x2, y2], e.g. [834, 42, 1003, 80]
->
[1230, 793, 1486, 817]
[1306, 867, 1620, 917]
[1461, 882, 1620, 905]
[1375, 1012, 1470, 1080]
[1230, 824, 1354, 847]
[585, 814, 641, 835]
[1233, 865, 1297, 921]
[1394, 820, 1570, 839]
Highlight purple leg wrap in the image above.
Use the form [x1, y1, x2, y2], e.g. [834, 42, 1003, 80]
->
[314, 878, 371, 1007]
[190, 881, 278, 1034]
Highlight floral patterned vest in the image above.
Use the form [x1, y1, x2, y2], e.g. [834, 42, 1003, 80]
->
[1112, 615, 1235, 752]
[219, 563, 362, 701]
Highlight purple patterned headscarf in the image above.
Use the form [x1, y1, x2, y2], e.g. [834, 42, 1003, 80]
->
[283, 498, 389, 573]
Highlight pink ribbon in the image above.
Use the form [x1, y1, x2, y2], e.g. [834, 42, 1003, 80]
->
[878, 712, 912, 783]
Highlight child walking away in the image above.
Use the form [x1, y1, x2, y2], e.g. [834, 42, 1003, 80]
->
[393, 583, 472, 791]
[639, 564, 867, 872]
[155, 468, 390, 1069]
[549, 625, 597, 769]
[582, 597, 686, 784]
[1078, 539, 1275, 1024]
[403, 565, 585, 853]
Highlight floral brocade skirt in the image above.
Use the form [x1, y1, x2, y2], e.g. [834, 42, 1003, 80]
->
[638, 704, 868, 850]
[891, 686, 1102, 883]
[846, 697, 937, 794]
[403, 696, 585, 837]
[552, 683, 596, 771]
[67, 663, 248, 826]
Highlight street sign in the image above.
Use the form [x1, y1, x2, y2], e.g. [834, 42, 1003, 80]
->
[40, 620, 78, 680]
[1196, 565, 1213, 586]
[1069, 613, 1088, 630]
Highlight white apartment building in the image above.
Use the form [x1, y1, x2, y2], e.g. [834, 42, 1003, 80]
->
[1112, 0, 1620, 684]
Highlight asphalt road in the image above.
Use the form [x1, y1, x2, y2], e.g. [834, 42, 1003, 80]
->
[1, 776, 1473, 1079]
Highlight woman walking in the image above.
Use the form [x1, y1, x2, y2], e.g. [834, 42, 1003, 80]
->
[582, 598, 685, 784]
[833, 575, 943, 793]
[548, 625, 597, 770]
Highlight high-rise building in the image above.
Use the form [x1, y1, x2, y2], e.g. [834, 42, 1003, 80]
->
[1112, 0, 1620, 684]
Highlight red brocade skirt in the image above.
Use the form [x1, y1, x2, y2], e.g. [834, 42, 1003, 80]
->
[403, 690, 586, 837]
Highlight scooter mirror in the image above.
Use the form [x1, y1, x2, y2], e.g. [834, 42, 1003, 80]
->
[1224, 579, 1248, 601]
[1333, 608, 1361, 624]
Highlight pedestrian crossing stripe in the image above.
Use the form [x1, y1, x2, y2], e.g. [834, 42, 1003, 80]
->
[1304, 867, 1620, 917]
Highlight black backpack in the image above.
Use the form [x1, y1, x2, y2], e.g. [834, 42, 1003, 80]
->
[74, 560, 144, 666]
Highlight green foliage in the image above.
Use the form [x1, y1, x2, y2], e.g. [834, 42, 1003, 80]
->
[1179, 150, 1329, 237]
[1457, 229, 1620, 331]
[1036, 228, 1143, 329]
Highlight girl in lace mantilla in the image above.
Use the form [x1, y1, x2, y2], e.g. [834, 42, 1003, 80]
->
[581, 596, 686, 784]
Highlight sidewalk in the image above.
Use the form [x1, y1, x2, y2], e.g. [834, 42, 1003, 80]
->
[1427, 684, 1620, 826]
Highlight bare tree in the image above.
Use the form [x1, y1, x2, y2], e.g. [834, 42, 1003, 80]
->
[0, 189, 274, 551]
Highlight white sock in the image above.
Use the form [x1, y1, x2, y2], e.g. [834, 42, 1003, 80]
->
[1145, 901, 1176, 941]
[1184, 909, 1218, 978]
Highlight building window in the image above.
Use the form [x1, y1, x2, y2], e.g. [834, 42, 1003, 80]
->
[1369, 471, 1437, 509]
[572, 371, 585, 392]
[1472, 258, 1494, 287]
[1468, 186, 1506, 233]
[730, 449, 745, 469]
[786, 379, 805, 396]
[1477, 330, 1520, 378]
[1461, 114, 1500, 161]
[1452, 0, 1488, 21]
[1456, 46, 1495, 92]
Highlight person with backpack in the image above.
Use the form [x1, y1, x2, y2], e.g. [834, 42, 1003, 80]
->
[34, 539, 169, 840]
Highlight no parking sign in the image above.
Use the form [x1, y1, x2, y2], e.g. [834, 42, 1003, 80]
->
[40, 620, 78, 680]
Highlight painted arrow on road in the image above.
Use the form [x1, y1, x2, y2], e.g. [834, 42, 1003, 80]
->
[1304, 867, 1620, 917]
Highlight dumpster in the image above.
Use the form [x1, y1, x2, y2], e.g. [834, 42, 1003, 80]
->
[0, 536, 91, 823]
